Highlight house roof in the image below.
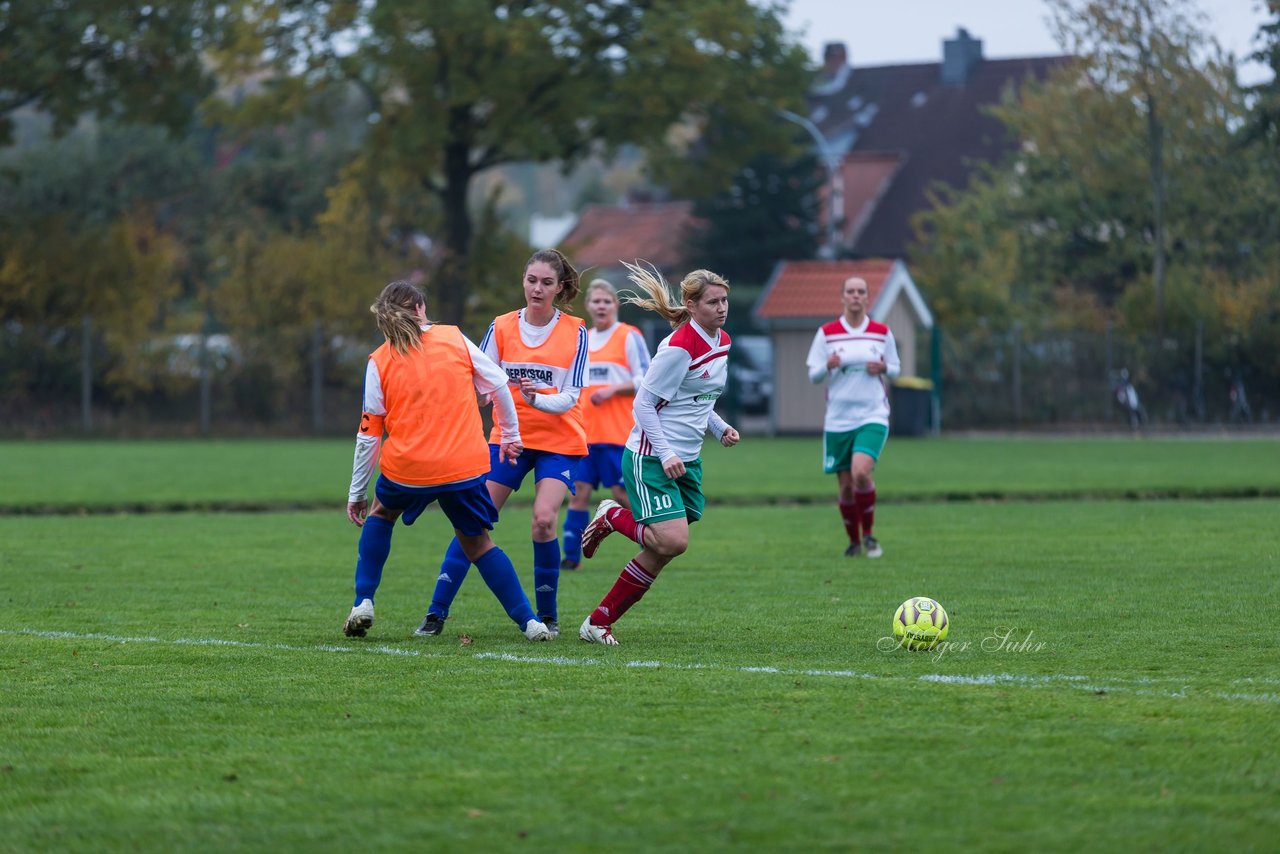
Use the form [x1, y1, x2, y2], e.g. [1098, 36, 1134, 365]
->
[809, 52, 1070, 257]
[560, 201, 700, 272]
[838, 152, 904, 247]
[754, 258, 933, 330]
[754, 259, 894, 321]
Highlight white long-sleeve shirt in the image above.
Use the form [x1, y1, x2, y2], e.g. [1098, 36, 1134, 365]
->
[627, 322, 730, 463]
[805, 315, 900, 431]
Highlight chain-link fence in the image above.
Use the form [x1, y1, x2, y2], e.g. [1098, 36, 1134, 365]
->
[935, 322, 1276, 431]
[1, 317, 382, 437]
[3, 315, 1276, 437]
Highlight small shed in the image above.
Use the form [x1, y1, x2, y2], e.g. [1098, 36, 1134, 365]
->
[754, 259, 934, 434]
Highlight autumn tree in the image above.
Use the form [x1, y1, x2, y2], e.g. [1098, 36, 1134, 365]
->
[0, 0, 219, 143]
[219, 0, 811, 324]
[0, 125, 197, 407]
[1044, 0, 1238, 335]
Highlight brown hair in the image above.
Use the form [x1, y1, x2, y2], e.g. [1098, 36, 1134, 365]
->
[526, 248, 581, 310]
[619, 262, 730, 329]
[371, 280, 427, 355]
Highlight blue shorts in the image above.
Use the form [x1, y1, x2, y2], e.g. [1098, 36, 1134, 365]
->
[485, 445, 580, 494]
[573, 444, 625, 490]
[374, 475, 498, 536]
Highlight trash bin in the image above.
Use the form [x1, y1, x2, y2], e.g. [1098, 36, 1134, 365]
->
[890, 377, 933, 437]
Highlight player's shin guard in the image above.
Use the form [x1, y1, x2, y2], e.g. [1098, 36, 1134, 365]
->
[532, 539, 560, 622]
[607, 506, 647, 548]
[838, 500, 860, 546]
[474, 547, 537, 628]
[353, 515, 394, 604]
[562, 508, 588, 563]
[589, 559, 656, 626]
[429, 537, 472, 619]
[855, 483, 876, 539]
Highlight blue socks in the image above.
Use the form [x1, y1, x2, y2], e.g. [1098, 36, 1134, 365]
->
[562, 508, 589, 563]
[427, 537, 559, 627]
[429, 537, 472, 619]
[475, 547, 537, 629]
[532, 539, 561, 622]
[353, 515, 394, 605]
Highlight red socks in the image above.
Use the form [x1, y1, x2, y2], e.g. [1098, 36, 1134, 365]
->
[607, 506, 647, 548]
[590, 559, 656, 626]
[855, 484, 876, 539]
[838, 501, 860, 546]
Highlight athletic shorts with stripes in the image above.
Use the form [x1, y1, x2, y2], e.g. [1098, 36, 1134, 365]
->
[622, 447, 704, 525]
[823, 423, 889, 474]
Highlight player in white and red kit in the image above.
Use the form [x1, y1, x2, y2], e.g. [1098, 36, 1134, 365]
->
[577, 264, 740, 645]
[805, 275, 900, 558]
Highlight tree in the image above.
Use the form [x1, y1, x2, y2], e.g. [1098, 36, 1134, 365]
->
[0, 0, 218, 143]
[908, 0, 1280, 422]
[1045, 0, 1234, 335]
[922, 0, 1247, 332]
[1244, 0, 1280, 147]
[686, 147, 821, 284]
[0, 125, 197, 401]
[220, 0, 811, 324]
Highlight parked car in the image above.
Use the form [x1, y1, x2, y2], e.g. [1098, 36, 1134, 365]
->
[731, 335, 773, 415]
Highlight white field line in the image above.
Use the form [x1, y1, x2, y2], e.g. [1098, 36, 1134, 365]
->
[4, 628, 1276, 705]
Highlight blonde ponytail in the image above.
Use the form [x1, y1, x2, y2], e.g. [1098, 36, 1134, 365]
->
[372, 280, 428, 355]
[619, 261, 730, 329]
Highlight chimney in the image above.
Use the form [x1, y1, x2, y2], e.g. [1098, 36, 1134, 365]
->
[822, 42, 848, 76]
[941, 28, 983, 85]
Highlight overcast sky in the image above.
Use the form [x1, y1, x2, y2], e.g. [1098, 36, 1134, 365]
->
[779, 0, 1274, 85]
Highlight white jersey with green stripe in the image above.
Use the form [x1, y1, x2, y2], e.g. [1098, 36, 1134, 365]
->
[626, 322, 730, 462]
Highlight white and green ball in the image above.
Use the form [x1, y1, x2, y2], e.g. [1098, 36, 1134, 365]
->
[892, 597, 950, 650]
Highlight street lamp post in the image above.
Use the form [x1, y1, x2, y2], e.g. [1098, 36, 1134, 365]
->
[777, 108, 843, 259]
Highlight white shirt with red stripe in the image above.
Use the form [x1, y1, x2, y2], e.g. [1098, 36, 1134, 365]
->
[627, 322, 730, 462]
[806, 315, 901, 432]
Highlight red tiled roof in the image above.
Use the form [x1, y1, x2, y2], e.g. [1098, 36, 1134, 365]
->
[561, 201, 700, 271]
[755, 259, 895, 320]
[839, 152, 904, 246]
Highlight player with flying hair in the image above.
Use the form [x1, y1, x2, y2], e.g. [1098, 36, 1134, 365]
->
[577, 262, 740, 645]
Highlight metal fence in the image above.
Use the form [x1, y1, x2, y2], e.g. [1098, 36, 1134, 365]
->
[936, 322, 1275, 431]
[2, 316, 1274, 437]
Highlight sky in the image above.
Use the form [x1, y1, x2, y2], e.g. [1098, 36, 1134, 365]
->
[779, 0, 1274, 85]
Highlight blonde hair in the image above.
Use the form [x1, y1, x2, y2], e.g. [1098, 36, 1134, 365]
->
[371, 280, 427, 355]
[585, 278, 618, 302]
[620, 261, 730, 329]
[526, 248, 581, 310]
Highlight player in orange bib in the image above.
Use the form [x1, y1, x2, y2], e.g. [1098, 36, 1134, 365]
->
[418, 249, 589, 640]
[559, 278, 650, 570]
[341, 281, 552, 642]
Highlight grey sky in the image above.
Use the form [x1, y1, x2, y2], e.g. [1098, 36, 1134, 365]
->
[780, 0, 1273, 85]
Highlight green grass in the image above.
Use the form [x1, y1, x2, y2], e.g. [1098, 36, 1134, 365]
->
[3, 436, 1279, 510]
[2, 499, 1278, 850]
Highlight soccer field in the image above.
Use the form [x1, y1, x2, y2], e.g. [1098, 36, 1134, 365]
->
[2, 439, 1278, 850]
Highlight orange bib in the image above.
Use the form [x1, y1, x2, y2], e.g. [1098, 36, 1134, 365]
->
[487, 311, 587, 456]
[369, 325, 490, 487]
[583, 322, 642, 445]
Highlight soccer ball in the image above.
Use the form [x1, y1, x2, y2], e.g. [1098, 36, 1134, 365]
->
[892, 597, 949, 650]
